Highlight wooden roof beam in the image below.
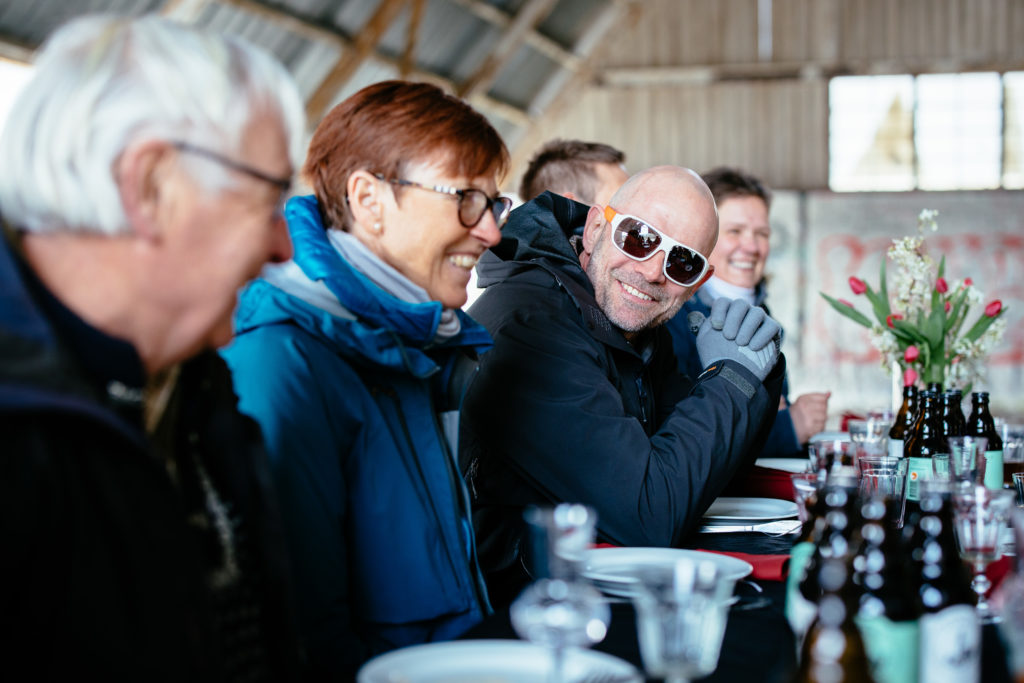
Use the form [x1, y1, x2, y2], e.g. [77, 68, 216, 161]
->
[448, 0, 581, 71]
[456, 0, 559, 99]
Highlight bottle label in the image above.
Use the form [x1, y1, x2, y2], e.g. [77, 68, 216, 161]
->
[855, 614, 919, 683]
[984, 449, 1004, 490]
[888, 438, 904, 459]
[919, 605, 981, 683]
[785, 542, 817, 648]
[907, 457, 933, 502]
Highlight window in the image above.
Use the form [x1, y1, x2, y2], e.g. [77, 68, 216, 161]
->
[829, 72, 1021, 191]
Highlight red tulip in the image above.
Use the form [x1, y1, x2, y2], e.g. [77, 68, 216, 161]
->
[964, 278, 973, 287]
[839, 298, 854, 308]
[849, 277, 867, 295]
[904, 346, 920, 363]
[904, 368, 918, 386]
[935, 277, 948, 293]
[944, 301, 951, 313]
[886, 313, 903, 328]
[985, 300, 1002, 317]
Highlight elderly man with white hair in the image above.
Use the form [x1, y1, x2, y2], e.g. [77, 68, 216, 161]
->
[0, 14, 306, 680]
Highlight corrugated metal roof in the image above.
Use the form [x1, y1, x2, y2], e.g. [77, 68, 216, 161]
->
[0, 0, 632, 160]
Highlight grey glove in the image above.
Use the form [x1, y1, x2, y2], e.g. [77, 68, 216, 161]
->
[688, 298, 781, 382]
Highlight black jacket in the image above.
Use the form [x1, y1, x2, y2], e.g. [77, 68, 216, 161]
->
[460, 193, 784, 606]
[0, 230, 302, 681]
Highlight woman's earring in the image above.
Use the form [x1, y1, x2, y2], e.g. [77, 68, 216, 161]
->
[372, 221, 382, 232]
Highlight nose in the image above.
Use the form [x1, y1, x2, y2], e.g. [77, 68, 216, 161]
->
[737, 229, 760, 253]
[471, 210, 503, 248]
[637, 250, 668, 283]
[267, 212, 293, 263]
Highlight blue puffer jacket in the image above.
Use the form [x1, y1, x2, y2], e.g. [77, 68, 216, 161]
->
[221, 196, 492, 678]
[664, 284, 800, 457]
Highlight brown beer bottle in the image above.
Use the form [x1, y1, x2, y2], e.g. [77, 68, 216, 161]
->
[888, 385, 918, 458]
[967, 391, 1003, 490]
[904, 390, 943, 510]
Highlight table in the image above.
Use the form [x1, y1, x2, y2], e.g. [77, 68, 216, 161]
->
[462, 529, 1014, 682]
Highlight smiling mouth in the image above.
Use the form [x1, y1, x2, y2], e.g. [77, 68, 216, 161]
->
[620, 281, 654, 301]
[728, 260, 757, 270]
[448, 254, 480, 269]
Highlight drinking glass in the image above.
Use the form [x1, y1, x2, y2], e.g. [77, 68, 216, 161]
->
[857, 456, 909, 528]
[790, 472, 820, 524]
[1013, 472, 1024, 508]
[948, 436, 989, 485]
[932, 454, 951, 481]
[848, 418, 891, 457]
[511, 504, 610, 683]
[632, 558, 732, 683]
[1003, 424, 1024, 486]
[808, 439, 858, 479]
[952, 484, 1015, 623]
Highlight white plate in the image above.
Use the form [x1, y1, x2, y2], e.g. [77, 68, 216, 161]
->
[357, 639, 642, 682]
[581, 547, 752, 598]
[755, 457, 810, 473]
[703, 497, 798, 522]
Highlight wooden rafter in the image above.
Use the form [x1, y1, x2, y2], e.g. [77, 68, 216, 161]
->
[448, 0, 581, 72]
[400, 0, 425, 77]
[305, 0, 408, 124]
[456, 0, 559, 99]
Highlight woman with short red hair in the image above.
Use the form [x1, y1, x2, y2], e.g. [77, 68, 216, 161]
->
[222, 80, 511, 678]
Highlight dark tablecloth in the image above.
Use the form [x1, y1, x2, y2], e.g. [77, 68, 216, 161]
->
[462, 530, 1014, 682]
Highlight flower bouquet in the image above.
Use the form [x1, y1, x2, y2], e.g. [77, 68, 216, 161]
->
[820, 209, 1007, 392]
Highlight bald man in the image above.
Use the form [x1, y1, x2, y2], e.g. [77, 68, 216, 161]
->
[460, 167, 786, 606]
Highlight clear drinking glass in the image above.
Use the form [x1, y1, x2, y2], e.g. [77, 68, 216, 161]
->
[511, 504, 610, 683]
[848, 418, 892, 457]
[632, 558, 732, 683]
[952, 483, 1015, 624]
[948, 436, 990, 485]
[808, 439, 858, 479]
[1013, 472, 1024, 508]
[790, 472, 820, 524]
[857, 456, 909, 528]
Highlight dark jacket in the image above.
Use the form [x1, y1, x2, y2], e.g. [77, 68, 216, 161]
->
[221, 196, 491, 678]
[665, 284, 801, 457]
[460, 193, 785, 606]
[0, 230, 301, 681]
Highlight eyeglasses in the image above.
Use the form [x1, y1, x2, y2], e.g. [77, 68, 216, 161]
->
[374, 174, 513, 229]
[172, 141, 292, 206]
[605, 205, 710, 287]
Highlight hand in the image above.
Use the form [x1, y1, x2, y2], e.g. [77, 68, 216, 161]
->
[687, 298, 781, 382]
[789, 392, 831, 445]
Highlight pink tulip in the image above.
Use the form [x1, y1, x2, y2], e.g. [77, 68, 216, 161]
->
[935, 277, 948, 293]
[985, 300, 1002, 317]
[944, 301, 951, 313]
[904, 346, 920, 363]
[839, 299, 854, 308]
[849, 277, 867, 295]
[886, 313, 903, 328]
[964, 278, 973, 287]
[904, 368, 918, 386]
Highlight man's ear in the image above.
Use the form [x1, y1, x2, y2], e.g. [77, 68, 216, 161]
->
[581, 204, 604, 255]
[347, 170, 382, 230]
[117, 139, 174, 243]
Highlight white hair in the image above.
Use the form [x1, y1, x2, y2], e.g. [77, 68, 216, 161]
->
[0, 13, 306, 235]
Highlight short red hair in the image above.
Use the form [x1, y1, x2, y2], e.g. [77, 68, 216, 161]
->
[302, 80, 510, 230]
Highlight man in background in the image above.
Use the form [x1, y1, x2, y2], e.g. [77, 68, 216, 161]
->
[0, 14, 306, 680]
[665, 167, 830, 456]
[518, 138, 629, 207]
[462, 166, 785, 606]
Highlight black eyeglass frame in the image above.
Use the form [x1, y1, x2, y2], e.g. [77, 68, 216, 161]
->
[172, 141, 292, 195]
[373, 173, 512, 228]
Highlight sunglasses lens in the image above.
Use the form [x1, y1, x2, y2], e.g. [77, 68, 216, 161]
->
[614, 217, 661, 258]
[665, 246, 706, 286]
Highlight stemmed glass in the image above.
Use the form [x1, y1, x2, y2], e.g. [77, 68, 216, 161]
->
[952, 483, 1015, 623]
[509, 504, 610, 682]
[632, 558, 732, 683]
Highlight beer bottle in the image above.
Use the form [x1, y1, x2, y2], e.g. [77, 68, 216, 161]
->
[851, 496, 920, 683]
[967, 391, 1003, 490]
[947, 388, 967, 435]
[888, 385, 918, 459]
[795, 559, 876, 683]
[938, 390, 964, 455]
[904, 390, 943, 509]
[904, 479, 981, 683]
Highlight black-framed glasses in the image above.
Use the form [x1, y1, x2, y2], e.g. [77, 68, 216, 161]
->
[172, 141, 292, 198]
[374, 173, 513, 228]
[605, 205, 710, 287]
